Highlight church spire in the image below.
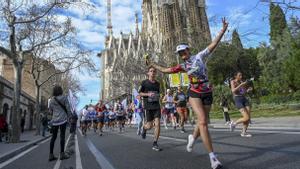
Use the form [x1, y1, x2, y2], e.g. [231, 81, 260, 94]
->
[135, 11, 139, 38]
[107, 0, 113, 36]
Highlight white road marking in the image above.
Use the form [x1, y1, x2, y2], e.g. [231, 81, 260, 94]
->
[148, 134, 187, 143]
[53, 134, 72, 169]
[85, 138, 116, 169]
[75, 135, 83, 169]
[209, 128, 300, 135]
[0, 137, 51, 169]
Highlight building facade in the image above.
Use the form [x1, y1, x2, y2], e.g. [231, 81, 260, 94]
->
[0, 76, 35, 130]
[0, 53, 61, 129]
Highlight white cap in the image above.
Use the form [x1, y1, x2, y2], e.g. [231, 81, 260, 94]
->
[175, 44, 189, 53]
[166, 89, 171, 93]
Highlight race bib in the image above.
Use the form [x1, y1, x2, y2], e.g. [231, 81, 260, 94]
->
[148, 91, 159, 102]
[178, 94, 186, 102]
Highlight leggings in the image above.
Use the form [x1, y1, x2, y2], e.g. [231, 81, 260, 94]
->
[50, 123, 67, 154]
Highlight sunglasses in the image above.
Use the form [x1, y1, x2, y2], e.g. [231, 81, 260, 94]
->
[178, 50, 186, 56]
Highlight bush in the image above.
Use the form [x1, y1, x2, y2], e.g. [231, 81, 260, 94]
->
[260, 94, 294, 104]
[292, 90, 300, 101]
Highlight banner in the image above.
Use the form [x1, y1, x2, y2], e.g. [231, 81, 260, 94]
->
[169, 73, 189, 87]
[68, 89, 77, 113]
[181, 73, 189, 86]
[121, 98, 127, 110]
[169, 73, 181, 87]
[132, 88, 139, 99]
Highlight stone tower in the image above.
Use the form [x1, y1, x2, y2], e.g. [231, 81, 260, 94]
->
[141, 0, 211, 65]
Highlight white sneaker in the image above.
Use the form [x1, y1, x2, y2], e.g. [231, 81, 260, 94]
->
[210, 157, 222, 169]
[229, 121, 236, 132]
[241, 132, 252, 137]
[186, 134, 195, 152]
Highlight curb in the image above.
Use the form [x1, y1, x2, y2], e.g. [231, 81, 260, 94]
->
[0, 135, 51, 163]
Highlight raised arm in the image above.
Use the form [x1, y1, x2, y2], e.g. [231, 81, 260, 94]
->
[207, 17, 229, 52]
[162, 95, 168, 103]
[231, 80, 247, 93]
[150, 62, 174, 74]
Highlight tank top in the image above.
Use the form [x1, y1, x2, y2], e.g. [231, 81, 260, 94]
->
[232, 80, 246, 96]
[165, 95, 174, 109]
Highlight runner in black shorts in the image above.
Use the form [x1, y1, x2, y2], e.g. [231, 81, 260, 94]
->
[146, 18, 228, 169]
[139, 66, 162, 151]
[229, 72, 253, 137]
[114, 100, 125, 133]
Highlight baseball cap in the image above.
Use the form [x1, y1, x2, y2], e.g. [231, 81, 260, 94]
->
[175, 44, 189, 53]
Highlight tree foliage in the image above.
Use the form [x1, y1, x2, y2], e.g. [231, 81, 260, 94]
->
[258, 3, 299, 95]
[207, 31, 260, 86]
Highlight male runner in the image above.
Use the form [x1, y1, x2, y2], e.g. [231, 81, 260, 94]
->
[139, 66, 162, 151]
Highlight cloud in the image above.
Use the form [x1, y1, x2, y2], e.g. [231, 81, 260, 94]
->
[78, 30, 104, 46]
[227, 7, 253, 28]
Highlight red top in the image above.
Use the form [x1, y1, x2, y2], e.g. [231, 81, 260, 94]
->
[0, 116, 7, 130]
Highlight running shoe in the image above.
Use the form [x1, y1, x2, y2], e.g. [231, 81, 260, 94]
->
[229, 121, 236, 132]
[210, 157, 222, 169]
[241, 132, 252, 137]
[48, 154, 57, 161]
[152, 142, 162, 151]
[141, 128, 146, 139]
[180, 128, 186, 133]
[186, 134, 195, 152]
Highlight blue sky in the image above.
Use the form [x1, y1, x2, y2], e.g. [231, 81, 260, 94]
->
[69, 0, 299, 109]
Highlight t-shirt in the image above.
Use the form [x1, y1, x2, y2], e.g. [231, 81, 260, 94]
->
[114, 103, 124, 116]
[108, 111, 116, 119]
[174, 91, 187, 107]
[80, 109, 89, 121]
[170, 48, 212, 93]
[139, 79, 160, 110]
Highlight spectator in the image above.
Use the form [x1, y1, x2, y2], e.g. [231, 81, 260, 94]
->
[220, 96, 231, 125]
[48, 85, 71, 161]
[20, 115, 25, 133]
[0, 114, 8, 142]
[41, 114, 48, 137]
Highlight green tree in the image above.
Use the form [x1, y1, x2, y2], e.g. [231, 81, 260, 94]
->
[232, 29, 243, 50]
[207, 30, 260, 86]
[283, 17, 300, 92]
[270, 3, 288, 44]
[258, 3, 295, 94]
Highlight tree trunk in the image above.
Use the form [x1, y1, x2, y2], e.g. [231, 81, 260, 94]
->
[11, 62, 23, 143]
[35, 85, 41, 135]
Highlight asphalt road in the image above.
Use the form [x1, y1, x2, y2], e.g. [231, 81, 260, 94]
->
[0, 126, 299, 169]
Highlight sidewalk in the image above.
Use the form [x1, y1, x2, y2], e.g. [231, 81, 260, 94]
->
[209, 116, 300, 131]
[0, 130, 51, 163]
